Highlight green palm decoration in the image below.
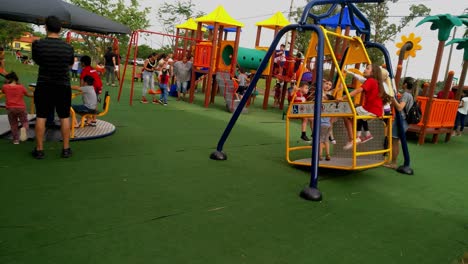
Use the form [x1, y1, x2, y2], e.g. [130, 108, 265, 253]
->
[415, 14, 463, 139]
[446, 38, 468, 60]
[447, 37, 468, 99]
[416, 14, 463, 41]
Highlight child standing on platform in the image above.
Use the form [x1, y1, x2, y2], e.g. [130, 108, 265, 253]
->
[294, 82, 314, 142]
[1, 72, 33, 144]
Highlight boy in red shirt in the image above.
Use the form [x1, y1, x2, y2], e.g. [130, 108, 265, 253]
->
[80, 55, 103, 95]
[1, 72, 33, 144]
[80, 55, 103, 124]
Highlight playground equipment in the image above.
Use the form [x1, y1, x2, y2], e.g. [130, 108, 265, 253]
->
[255, 12, 293, 110]
[174, 18, 206, 61]
[188, 7, 300, 111]
[407, 72, 460, 144]
[189, 6, 243, 108]
[118, 29, 198, 105]
[286, 29, 392, 170]
[210, 0, 414, 202]
[408, 14, 464, 145]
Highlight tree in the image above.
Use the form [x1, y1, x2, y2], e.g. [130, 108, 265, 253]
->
[290, 4, 331, 54]
[157, 0, 205, 35]
[356, 1, 430, 64]
[69, 0, 151, 62]
[0, 20, 32, 49]
[289, 1, 430, 65]
[156, 0, 206, 49]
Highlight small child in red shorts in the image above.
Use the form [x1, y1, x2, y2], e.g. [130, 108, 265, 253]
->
[1, 72, 33, 144]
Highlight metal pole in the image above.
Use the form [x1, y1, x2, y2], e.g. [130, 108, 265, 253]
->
[443, 27, 457, 81]
[285, 0, 295, 48]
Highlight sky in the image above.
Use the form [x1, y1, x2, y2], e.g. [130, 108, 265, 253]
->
[140, 0, 467, 81]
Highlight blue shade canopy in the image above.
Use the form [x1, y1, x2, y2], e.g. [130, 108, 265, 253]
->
[205, 25, 241, 33]
[319, 7, 364, 30]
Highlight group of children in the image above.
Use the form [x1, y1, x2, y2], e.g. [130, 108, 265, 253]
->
[140, 52, 173, 105]
[1, 55, 104, 144]
[290, 63, 401, 161]
[292, 79, 336, 160]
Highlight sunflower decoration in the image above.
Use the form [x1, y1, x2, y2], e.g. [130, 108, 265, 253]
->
[396, 33, 422, 60]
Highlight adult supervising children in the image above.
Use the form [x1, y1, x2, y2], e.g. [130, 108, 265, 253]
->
[104, 47, 117, 87]
[173, 55, 192, 101]
[384, 77, 415, 169]
[31, 16, 74, 159]
[453, 93, 468, 136]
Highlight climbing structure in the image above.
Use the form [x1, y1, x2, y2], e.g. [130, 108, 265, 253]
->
[286, 28, 392, 170]
[173, 18, 206, 61]
[210, 0, 411, 202]
[190, 6, 244, 107]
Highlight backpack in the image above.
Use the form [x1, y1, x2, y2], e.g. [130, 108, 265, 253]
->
[405, 100, 422, 124]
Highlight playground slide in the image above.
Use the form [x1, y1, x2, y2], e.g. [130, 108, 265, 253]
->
[221, 44, 268, 72]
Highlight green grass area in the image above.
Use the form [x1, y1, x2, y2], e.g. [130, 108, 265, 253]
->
[1, 53, 468, 264]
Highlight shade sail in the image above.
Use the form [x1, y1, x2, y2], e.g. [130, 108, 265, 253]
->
[320, 7, 364, 30]
[0, 0, 70, 25]
[0, 0, 131, 34]
[255, 12, 290, 30]
[62, 2, 131, 34]
[196, 5, 244, 28]
[176, 18, 206, 32]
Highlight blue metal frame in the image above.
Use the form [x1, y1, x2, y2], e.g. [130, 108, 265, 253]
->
[211, 0, 412, 197]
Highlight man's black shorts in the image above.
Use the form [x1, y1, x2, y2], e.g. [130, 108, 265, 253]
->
[34, 82, 71, 119]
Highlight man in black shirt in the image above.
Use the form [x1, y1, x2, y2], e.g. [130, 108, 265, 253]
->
[104, 47, 116, 86]
[32, 16, 74, 159]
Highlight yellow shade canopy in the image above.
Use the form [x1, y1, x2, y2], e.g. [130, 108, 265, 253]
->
[176, 18, 206, 32]
[255, 11, 290, 30]
[195, 5, 244, 28]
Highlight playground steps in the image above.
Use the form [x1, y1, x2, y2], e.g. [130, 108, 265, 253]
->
[216, 72, 248, 114]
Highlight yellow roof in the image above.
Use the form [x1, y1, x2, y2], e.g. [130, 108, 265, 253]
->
[195, 5, 244, 28]
[176, 18, 206, 32]
[255, 12, 290, 30]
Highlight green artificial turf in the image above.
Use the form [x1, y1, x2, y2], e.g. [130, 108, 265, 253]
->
[1, 52, 467, 264]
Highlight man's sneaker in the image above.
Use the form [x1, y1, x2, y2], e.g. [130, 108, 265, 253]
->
[19, 127, 27, 141]
[163, 103, 168, 106]
[361, 134, 374, 143]
[61, 148, 72, 158]
[343, 138, 362, 150]
[301, 134, 311, 142]
[140, 98, 148, 104]
[32, 148, 45, 159]
[158, 99, 164, 104]
[13, 140, 19, 145]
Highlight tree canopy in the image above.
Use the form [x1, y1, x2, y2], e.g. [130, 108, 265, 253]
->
[69, 0, 151, 62]
[291, 1, 430, 64]
[0, 20, 32, 49]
